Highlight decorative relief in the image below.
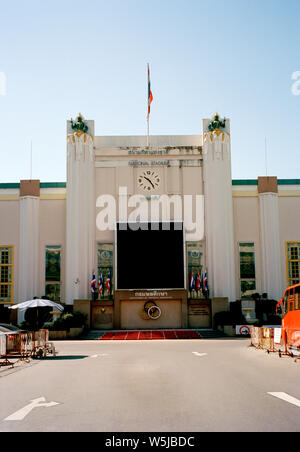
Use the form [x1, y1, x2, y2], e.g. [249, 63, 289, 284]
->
[208, 113, 226, 133]
[204, 113, 229, 144]
[71, 113, 89, 136]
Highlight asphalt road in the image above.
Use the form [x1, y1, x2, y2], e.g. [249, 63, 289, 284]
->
[1, 338, 300, 432]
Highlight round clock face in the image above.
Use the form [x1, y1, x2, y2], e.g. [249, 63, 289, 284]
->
[138, 170, 161, 192]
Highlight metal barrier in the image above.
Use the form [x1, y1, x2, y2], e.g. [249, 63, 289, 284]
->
[0, 334, 18, 367]
[250, 326, 293, 358]
[250, 327, 262, 349]
[0, 330, 56, 366]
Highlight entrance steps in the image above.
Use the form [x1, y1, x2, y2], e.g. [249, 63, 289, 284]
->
[80, 329, 225, 341]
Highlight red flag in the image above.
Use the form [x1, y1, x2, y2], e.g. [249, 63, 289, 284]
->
[147, 64, 153, 119]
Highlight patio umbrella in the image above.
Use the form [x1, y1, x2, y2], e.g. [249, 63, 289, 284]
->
[9, 299, 64, 330]
[9, 299, 64, 312]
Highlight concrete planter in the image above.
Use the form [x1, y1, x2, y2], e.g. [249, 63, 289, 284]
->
[223, 325, 237, 337]
[217, 325, 237, 337]
[49, 327, 84, 340]
[49, 331, 68, 340]
[68, 327, 84, 338]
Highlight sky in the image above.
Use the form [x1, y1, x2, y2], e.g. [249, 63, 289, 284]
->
[0, 0, 300, 182]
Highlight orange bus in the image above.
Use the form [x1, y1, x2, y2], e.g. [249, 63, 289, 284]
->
[276, 283, 300, 355]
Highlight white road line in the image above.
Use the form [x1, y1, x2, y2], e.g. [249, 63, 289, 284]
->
[192, 352, 208, 357]
[268, 392, 300, 408]
[4, 397, 60, 421]
[90, 354, 109, 358]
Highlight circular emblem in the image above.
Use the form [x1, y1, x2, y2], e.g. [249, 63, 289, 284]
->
[140, 301, 162, 321]
[148, 305, 162, 320]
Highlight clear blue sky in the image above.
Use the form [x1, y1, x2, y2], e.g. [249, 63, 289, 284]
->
[0, 0, 299, 182]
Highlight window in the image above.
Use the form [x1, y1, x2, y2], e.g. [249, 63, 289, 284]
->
[239, 243, 256, 299]
[295, 286, 300, 311]
[45, 246, 61, 302]
[186, 242, 204, 298]
[287, 242, 300, 287]
[97, 243, 114, 299]
[0, 246, 13, 304]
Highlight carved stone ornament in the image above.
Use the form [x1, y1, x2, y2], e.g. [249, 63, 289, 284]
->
[204, 113, 229, 144]
[208, 113, 226, 133]
[70, 113, 90, 138]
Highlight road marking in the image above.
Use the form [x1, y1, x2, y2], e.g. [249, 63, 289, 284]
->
[4, 397, 60, 421]
[268, 392, 300, 408]
[90, 354, 109, 358]
[192, 352, 208, 357]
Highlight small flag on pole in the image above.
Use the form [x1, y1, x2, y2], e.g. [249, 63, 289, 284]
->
[106, 271, 111, 296]
[196, 270, 201, 292]
[98, 273, 103, 296]
[91, 274, 96, 294]
[147, 63, 153, 120]
[190, 270, 195, 292]
[204, 271, 208, 292]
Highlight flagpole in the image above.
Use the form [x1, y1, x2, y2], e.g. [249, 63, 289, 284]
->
[147, 63, 150, 148]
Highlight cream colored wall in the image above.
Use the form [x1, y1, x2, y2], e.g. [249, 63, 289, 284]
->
[232, 196, 262, 298]
[39, 200, 66, 302]
[95, 164, 204, 246]
[120, 300, 182, 329]
[278, 196, 300, 289]
[182, 167, 203, 195]
[0, 201, 19, 303]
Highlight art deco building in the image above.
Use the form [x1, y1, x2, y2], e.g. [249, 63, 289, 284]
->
[0, 114, 299, 329]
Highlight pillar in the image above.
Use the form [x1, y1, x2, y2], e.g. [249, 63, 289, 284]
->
[258, 177, 282, 300]
[65, 115, 95, 304]
[202, 115, 236, 302]
[18, 180, 40, 323]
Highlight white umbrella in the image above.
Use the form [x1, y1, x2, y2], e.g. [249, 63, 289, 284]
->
[9, 299, 64, 329]
[9, 299, 64, 311]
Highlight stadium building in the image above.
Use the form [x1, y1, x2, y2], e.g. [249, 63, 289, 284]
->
[0, 113, 299, 330]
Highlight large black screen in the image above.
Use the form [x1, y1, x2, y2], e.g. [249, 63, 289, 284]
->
[116, 222, 185, 290]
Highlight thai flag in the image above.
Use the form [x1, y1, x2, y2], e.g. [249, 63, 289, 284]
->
[98, 273, 103, 294]
[91, 274, 96, 294]
[106, 271, 111, 295]
[147, 64, 153, 119]
[204, 271, 208, 292]
[196, 270, 201, 292]
[190, 270, 195, 292]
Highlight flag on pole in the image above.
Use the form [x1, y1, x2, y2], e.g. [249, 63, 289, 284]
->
[147, 63, 153, 120]
[196, 270, 201, 292]
[204, 271, 208, 292]
[91, 274, 96, 294]
[98, 273, 103, 295]
[190, 270, 195, 292]
[106, 271, 111, 296]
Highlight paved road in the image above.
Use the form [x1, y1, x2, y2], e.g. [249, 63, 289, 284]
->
[1, 338, 300, 432]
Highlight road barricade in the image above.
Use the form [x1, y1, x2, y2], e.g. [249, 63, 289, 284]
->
[1, 330, 56, 365]
[20, 332, 34, 359]
[250, 327, 282, 354]
[251, 327, 284, 356]
[0, 334, 19, 367]
[250, 327, 262, 349]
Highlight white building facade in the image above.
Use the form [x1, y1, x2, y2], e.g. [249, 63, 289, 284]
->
[0, 114, 299, 329]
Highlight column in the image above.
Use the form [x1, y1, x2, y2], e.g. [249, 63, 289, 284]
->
[258, 177, 282, 300]
[65, 115, 95, 304]
[18, 180, 40, 322]
[202, 115, 236, 302]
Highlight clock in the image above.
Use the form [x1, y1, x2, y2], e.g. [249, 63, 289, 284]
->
[138, 170, 161, 192]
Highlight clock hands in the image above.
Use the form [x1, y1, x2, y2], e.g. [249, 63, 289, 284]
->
[143, 176, 155, 189]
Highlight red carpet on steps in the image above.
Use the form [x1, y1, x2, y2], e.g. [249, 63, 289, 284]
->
[99, 331, 202, 340]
